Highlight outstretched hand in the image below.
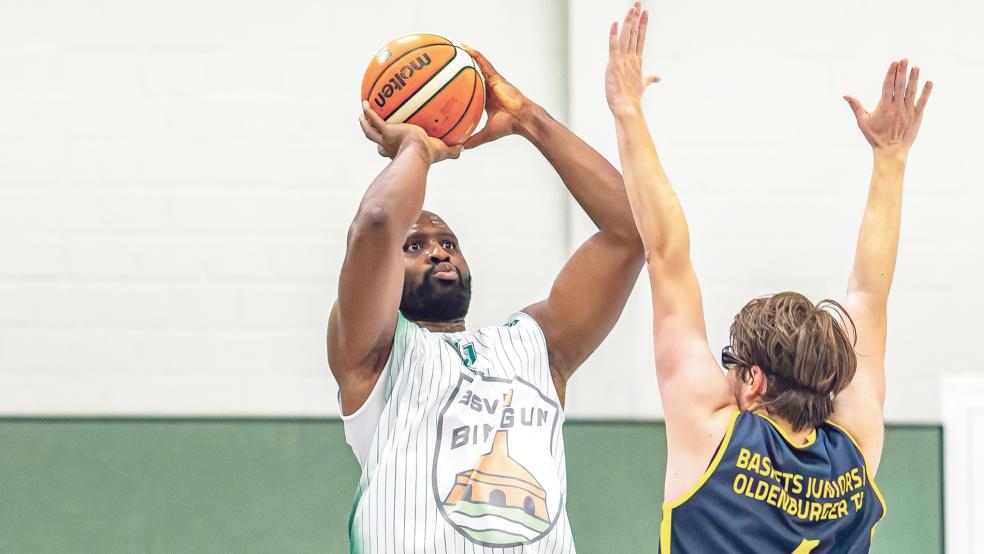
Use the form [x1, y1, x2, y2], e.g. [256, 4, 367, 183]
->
[460, 45, 533, 149]
[844, 59, 932, 157]
[606, 1, 660, 115]
[358, 101, 462, 163]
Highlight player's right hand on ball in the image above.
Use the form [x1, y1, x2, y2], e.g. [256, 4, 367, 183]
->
[359, 101, 463, 164]
[606, 1, 660, 116]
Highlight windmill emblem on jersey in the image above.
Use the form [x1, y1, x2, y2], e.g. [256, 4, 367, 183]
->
[432, 376, 562, 547]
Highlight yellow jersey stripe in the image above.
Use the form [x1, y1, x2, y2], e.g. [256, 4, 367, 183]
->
[825, 419, 888, 542]
[660, 410, 741, 553]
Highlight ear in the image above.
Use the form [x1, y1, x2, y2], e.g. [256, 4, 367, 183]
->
[747, 365, 768, 399]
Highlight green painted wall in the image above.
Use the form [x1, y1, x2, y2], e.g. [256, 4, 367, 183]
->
[0, 420, 941, 553]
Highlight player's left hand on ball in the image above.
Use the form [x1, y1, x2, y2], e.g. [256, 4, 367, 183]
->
[359, 101, 463, 163]
[460, 45, 533, 149]
[606, 1, 660, 115]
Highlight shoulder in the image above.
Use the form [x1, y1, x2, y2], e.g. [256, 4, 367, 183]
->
[827, 403, 885, 477]
[663, 408, 741, 502]
[509, 311, 556, 369]
[480, 311, 549, 352]
[506, 311, 546, 333]
[823, 419, 876, 464]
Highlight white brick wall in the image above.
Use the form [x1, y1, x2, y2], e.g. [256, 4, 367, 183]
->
[0, 0, 978, 421]
[565, 0, 984, 423]
[0, 0, 568, 415]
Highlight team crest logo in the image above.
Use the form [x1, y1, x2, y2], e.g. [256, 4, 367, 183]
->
[432, 373, 563, 547]
[454, 340, 477, 368]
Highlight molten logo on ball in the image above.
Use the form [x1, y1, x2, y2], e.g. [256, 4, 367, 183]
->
[373, 54, 433, 108]
[361, 34, 485, 144]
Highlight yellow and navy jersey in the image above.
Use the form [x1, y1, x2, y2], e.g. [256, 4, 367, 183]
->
[659, 410, 886, 554]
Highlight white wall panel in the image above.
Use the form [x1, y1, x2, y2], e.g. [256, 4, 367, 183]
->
[564, 0, 982, 422]
[0, 0, 569, 415]
[0, 0, 977, 421]
[943, 375, 984, 553]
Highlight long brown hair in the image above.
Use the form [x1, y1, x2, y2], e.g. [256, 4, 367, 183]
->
[729, 292, 857, 432]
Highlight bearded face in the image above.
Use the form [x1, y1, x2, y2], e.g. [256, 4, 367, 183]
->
[399, 211, 472, 323]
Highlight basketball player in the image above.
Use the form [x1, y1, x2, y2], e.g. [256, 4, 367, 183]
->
[605, 4, 932, 552]
[328, 49, 644, 550]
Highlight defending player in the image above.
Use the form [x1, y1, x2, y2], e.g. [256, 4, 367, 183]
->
[328, 50, 644, 551]
[605, 3, 932, 552]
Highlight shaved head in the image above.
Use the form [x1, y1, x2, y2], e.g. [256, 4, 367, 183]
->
[418, 210, 446, 227]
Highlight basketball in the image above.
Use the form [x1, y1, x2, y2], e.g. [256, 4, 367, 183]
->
[361, 34, 485, 146]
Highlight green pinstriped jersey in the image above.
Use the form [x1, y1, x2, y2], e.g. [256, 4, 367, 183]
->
[344, 312, 576, 553]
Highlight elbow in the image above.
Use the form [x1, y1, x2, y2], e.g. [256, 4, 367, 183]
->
[845, 287, 889, 312]
[611, 227, 646, 256]
[355, 205, 391, 229]
[348, 205, 394, 243]
[643, 237, 690, 268]
[846, 274, 892, 304]
[643, 247, 678, 269]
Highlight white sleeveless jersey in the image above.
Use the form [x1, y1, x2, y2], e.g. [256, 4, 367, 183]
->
[341, 311, 576, 553]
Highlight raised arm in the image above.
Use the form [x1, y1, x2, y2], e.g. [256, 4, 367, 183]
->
[605, 3, 734, 491]
[462, 47, 645, 397]
[833, 59, 932, 474]
[327, 102, 461, 415]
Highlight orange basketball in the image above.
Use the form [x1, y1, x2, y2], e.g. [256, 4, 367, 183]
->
[361, 34, 485, 146]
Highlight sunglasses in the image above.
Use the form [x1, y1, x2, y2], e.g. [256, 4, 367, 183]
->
[721, 345, 747, 372]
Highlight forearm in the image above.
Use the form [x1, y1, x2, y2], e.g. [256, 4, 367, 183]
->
[332, 143, 431, 371]
[613, 109, 690, 263]
[847, 151, 907, 300]
[518, 105, 639, 240]
[340, 142, 431, 329]
[351, 141, 431, 238]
